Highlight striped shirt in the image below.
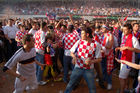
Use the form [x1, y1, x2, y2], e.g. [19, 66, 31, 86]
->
[4, 48, 36, 77]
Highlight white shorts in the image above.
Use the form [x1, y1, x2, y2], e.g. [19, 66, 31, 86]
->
[13, 75, 38, 93]
[119, 63, 131, 79]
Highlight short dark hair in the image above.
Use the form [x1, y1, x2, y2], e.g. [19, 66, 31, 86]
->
[8, 19, 14, 21]
[95, 26, 101, 29]
[20, 24, 26, 28]
[61, 25, 67, 29]
[68, 25, 74, 33]
[48, 25, 54, 30]
[123, 23, 132, 30]
[83, 27, 93, 38]
[22, 34, 33, 45]
[133, 23, 139, 27]
[32, 21, 37, 26]
[40, 22, 47, 29]
[84, 20, 89, 23]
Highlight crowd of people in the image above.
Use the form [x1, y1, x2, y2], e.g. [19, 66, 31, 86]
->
[0, 1, 140, 16]
[0, 14, 140, 93]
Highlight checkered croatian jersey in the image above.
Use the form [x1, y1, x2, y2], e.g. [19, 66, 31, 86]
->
[63, 33, 79, 50]
[73, 30, 80, 38]
[16, 30, 28, 46]
[92, 34, 101, 44]
[54, 29, 64, 48]
[113, 27, 119, 39]
[70, 39, 101, 69]
[34, 30, 44, 50]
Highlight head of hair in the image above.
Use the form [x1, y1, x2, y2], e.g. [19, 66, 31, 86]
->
[133, 23, 139, 27]
[48, 25, 54, 30]
[123, 23, 132, 30]
[20, 24, 26, 28]
[83, 27, 93, 38]
[68, 25, 74, 33]
[8, 19, 14, 21]
[40, 21, 47, 29]
[75, 23, 79, 26]
[22, 34, 33, 45]
[61, 25, 67, 29]
[109, 27, 114, 32]
[84, 20, 89, 23]
[95, 26, 101, 29]
[32, 21, 37, 26]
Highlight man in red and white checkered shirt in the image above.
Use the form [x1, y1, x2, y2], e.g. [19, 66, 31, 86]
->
[34, 22, 47, 85]
[64, 27, 101, 93]
[62, 25, 79, 83]
[15, 25, 28, 49]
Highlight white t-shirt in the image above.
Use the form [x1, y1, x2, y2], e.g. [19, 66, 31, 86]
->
[35, 30, 47, 55]
[5, 48, 36, 77]
[4, 25, 18, 39]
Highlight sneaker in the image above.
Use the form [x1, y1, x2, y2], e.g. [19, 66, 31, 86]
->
[107, 84, 112, 90]
[54, 78, 63, 82]
[124, 89, 136, 93]
[25, 86, 30, 91]
[38, 81, 47, 86]
[99, 80, 106, 89]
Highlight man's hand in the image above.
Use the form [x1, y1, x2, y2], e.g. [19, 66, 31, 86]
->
[115, 47, 120, 51]
[119, 46, 128, 51]
[85, 58, 92, 66]
[115, 58, 121, 64]
[40, 64, 47, 70]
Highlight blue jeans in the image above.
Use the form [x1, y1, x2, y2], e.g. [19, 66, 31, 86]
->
[101, 57, 112, 84]
[36, 53, 44, 82]
[63, 55, 74, 82]
[64, 68, 96, 93]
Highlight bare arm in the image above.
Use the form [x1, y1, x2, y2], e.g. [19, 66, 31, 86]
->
[105, 34, 114, 49]
[71, 52, 77, 64]
[35, 60, 46, 70]
[85, 58, 102, 65]
[115, 58, 140, 70]
[121, 47, 140, 53]
[4, 68, 26, 81]
[116, 46, 140, 53]
[69, 13, 74, 26]
[55, 19, 63, 29]
[15, 38, 21, 42]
